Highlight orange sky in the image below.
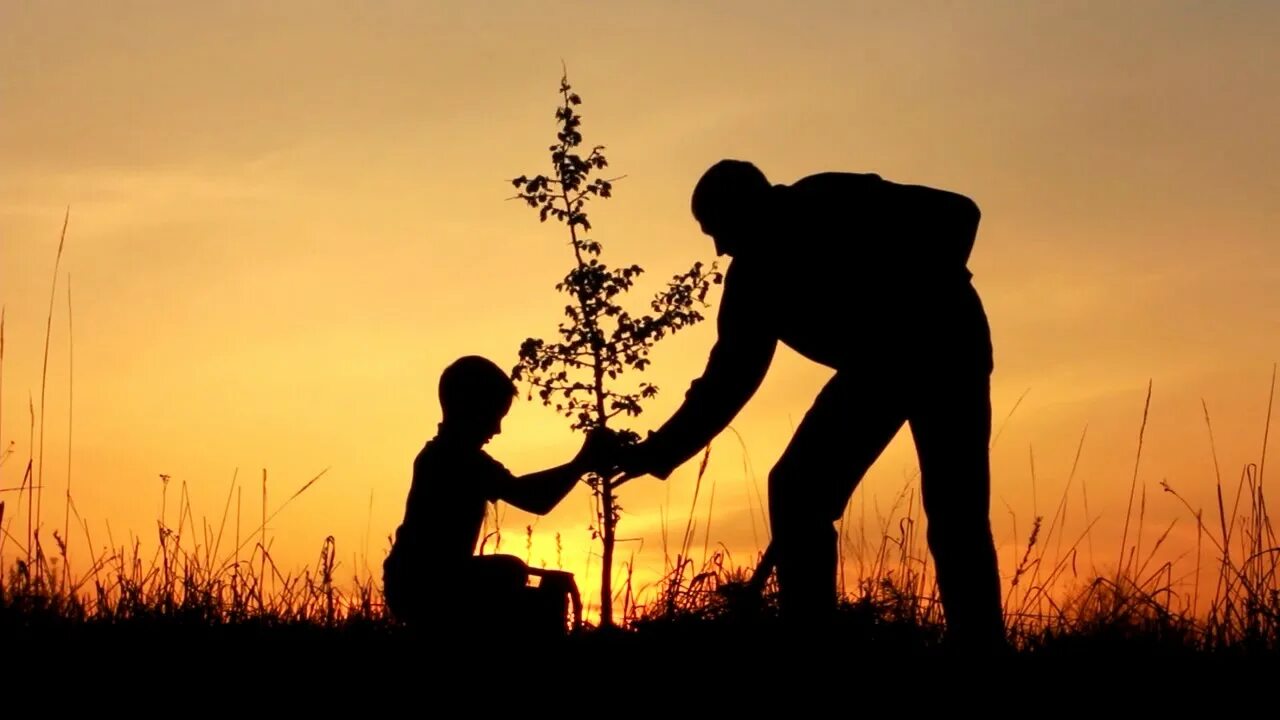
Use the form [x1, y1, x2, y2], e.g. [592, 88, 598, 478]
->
[2, 2, 1277, 617]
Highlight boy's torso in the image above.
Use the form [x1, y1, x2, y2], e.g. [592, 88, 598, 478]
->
[387, 435, 511, 578]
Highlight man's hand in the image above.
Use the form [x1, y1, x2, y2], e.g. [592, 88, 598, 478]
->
[573, 427, 626, 476]
[610, 436, 663, 486]
[573, 430, 672, 486]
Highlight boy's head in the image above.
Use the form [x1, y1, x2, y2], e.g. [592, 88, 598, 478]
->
[438, 355, 516, 445]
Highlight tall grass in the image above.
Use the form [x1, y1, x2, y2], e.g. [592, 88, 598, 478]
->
[1, 377, 1276, 655]
[1, 470, 382, 628]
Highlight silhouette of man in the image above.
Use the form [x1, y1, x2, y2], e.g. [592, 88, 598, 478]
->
[618, 160, 1004, 648]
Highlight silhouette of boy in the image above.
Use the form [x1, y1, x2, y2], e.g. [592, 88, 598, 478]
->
[383, 355, 615, 631]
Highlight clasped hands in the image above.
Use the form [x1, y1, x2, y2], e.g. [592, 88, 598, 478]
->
[572, 427, 661, 486]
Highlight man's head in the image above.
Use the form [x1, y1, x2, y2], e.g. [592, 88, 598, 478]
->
[691, 159, 771, 257]
[438, 355, 516, 445]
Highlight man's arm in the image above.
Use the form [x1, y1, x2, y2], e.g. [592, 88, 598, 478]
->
[631, 262, 777, 479]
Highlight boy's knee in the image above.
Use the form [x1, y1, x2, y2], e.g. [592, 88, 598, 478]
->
[470, 554, 529, 589]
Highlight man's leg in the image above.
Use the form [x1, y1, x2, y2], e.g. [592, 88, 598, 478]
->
[908, 371, 1005, 650]
[769, 372, 906, 623]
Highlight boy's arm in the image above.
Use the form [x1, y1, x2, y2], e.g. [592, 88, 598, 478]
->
[499, 463, 583, 516]
[491, 429, 615, 516]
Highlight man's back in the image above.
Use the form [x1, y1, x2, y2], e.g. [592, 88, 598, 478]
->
[778, 172, 981, 284]
[717, 172, 989, 371]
